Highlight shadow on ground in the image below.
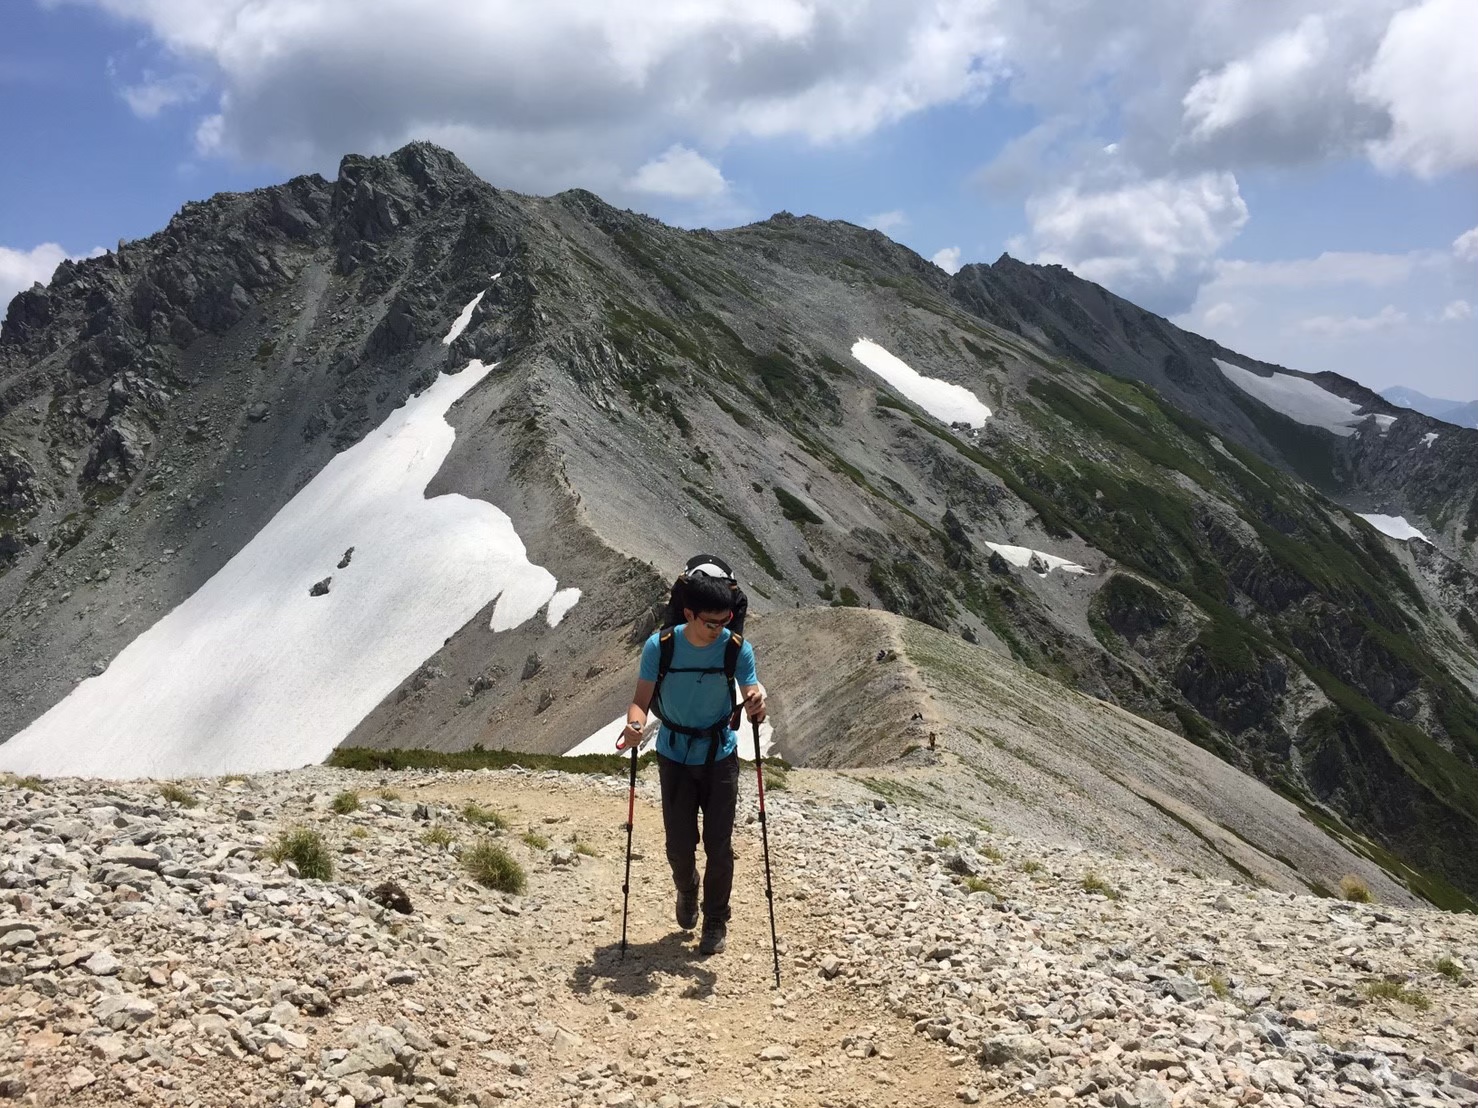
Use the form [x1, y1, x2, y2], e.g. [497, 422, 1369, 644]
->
[570, 931, 718, 999]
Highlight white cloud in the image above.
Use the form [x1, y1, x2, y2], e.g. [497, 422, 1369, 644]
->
[1359, 0, 1478, 177]
[629, 145, 727, 200]
[864, 210, 908, 233]
[1202, 301, 1241, 328]
[1, 243, 70, 317]
[1298, 304, 1408, 337]
[1012, 171, 1249, 313]
[931, 246, 963, 274]
[1178, 245, 1476, 399]
[120, 71, 204, 117]
[61, 0, 1007, 196]
[1183, 16, 1330, 141]
[1208, 249, 1430, 290]
[1455, 226, 1478, 262]
[1439, 299, 1472, 322]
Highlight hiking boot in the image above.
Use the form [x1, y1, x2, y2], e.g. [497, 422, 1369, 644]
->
[698, 918, 727, 955]
[675, 883, 700, 930]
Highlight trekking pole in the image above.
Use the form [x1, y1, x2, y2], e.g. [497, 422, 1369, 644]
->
[752, 719, 782, 988]
[620, 741, 638, 958]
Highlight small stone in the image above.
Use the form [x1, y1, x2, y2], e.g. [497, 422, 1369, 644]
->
[0, 929, 36, 950]
[759, 1045, 791, 1061]
[387, 968, 419, 986]
[67, 1066, 98, 1092]
[820, 956, 842, 979]
[83, 949, 122, 975]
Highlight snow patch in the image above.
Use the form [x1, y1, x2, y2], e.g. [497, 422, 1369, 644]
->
[851, 339, 992, 428]
[441, 276, 499, 345]
[983, 542, 1091, 576]
[0, 359, 566, 779]
[547, 588, 581, 627]
[1423, 432, 1439, 449]
[564, 713, 775, 760]
[1359, 514, 1429, 543]
[1371, 414, 1398, 434]
[1215, 359, 1365, 437]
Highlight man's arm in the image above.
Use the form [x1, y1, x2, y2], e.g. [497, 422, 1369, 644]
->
[618, 678, 656, 750]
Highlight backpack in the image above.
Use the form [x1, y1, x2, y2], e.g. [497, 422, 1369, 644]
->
[651, 554, 749, 764]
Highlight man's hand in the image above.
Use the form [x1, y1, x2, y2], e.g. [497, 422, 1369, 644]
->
[616, 720, 644, 751]
[743, 687, 767, 724]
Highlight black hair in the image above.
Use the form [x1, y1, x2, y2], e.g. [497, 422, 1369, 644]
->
[682, 572, 736, 616]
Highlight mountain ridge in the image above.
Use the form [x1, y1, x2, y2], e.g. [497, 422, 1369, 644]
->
[2, 142, 1476, 907]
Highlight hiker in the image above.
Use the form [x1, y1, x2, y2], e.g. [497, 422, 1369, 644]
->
[618, 562, 766, 956]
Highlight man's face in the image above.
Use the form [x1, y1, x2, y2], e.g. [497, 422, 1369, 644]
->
[684, 608, 733, 646]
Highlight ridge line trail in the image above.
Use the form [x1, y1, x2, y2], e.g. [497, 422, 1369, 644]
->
[407, 770, 1033, 1108]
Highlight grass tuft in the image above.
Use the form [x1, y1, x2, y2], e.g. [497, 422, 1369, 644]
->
[572, 835, 600, 858]
[1435, 956, 1465, 982]
[331, 790, 360, 815]
[934, 834, 957, 849]
[521, 830, 551, 850]
[963, 876, 994, 894]
[1205, 973, 1231, 1000]
[2, 773, 50, 793]
[462, 801, 507, 829]
[1081, 872, 1122, 900]
[1339, 874, 1374, 903]
[158, 782, 199, 808]
[269, 827, 334, 880]
[1019, 859, 1043, 875]
[377, 788, 401, 801]
[463, 840, 526, 894]
[1363, 979, 1430, 1010]
[349, 826, 370, 840]
[420, 825, 454, 848]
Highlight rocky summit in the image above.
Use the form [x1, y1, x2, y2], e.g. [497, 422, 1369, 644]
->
[1, 764, 1476, 1108]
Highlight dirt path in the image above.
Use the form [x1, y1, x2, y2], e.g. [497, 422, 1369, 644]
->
[403, 770, 1033, 1108]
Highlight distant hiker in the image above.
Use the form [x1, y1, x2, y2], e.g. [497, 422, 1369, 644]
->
[619, 556, 766, 956]
[928, 731, 937, 751]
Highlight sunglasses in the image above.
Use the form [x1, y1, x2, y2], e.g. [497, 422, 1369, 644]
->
[693, 612, 733, 632]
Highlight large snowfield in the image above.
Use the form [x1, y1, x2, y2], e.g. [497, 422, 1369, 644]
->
[1214, 359, 1376, 437]
[0, 292, 575, 779]
[851, 339, 992, 428]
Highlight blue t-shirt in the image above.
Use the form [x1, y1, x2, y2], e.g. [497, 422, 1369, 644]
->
[640, 626, 758, 764]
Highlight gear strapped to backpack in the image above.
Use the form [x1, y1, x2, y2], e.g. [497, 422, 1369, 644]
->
[651, 554, 750, 766]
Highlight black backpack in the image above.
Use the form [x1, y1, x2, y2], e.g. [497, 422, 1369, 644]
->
[651, 554, 749, 764]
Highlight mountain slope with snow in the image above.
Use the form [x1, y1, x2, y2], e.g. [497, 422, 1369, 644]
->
[2, 143, 1476, 905]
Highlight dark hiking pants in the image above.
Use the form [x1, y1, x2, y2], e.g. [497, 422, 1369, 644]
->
[657, 751, 739, 924]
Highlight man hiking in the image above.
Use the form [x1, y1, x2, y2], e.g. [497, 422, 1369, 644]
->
[618, 560, 766, 956]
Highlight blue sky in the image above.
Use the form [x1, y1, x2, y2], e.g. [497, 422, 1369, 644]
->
[2, 0, 1474, 400]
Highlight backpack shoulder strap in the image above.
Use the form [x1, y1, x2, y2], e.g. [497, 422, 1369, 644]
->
[657, 629, 676, 685]
[723, 632, 743, 684]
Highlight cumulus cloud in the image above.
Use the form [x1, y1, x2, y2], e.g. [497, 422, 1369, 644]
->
[119, 71, 204, 118]
[629, 145, 727, 200]
[1455, 226, 1478, 262]
[931, 246, 963, 274]
[1439, 299, 1472, 321]
[1011, 171, 1249, 313]
[1176, 243, 1476, 397]
[864, 210, 908, 233]
[1299, 304, 1408, 336]
[63, 0, 1006, 195]
[1, 243, 70, 316]
[1359, 0, 1478, 177]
